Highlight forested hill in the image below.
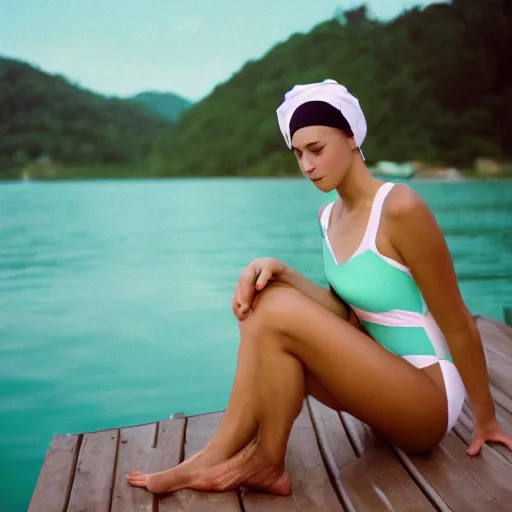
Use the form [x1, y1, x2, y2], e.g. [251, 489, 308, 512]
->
[1, 0, 510, 179]
[130, 92, 192, 122]
[0, 57, 172, 174]
[149, 0, 512, 177]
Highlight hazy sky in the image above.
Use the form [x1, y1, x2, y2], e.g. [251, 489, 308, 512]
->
[1, 0, 440, 101]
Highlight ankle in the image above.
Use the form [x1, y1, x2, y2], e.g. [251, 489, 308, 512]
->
[253, 441, 286, 473]
[194, 445, 228, 467]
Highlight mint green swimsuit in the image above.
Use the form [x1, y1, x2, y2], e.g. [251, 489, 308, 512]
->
[320, 182, 466, 432]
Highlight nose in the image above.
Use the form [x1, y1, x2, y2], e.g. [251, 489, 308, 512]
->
[302, 155, 315, 174]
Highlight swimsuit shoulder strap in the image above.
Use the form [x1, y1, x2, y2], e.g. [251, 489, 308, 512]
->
[360, 182, 395, 251]
[319, 201, 335, 237]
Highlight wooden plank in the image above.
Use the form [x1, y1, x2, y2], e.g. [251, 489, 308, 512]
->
[494, 402, 512, 437]
[307, 399, 357, 470]
[395, 432, 511, 512]
[135, 418, 183, 511]
[111, 423, 157, 512]
[242, 493, 298, 512]
[455, 315, 512, 464]
[481, 326, 512, 415]
[28, 434, 81, 512]
[476, 315, 512, 340]
[285, 402, 344, 511]
[306, 398, 358, 512]
[440, 432, 512, 504]
[340, 448, 435, 511]
[67, 429, 119, 512]
[150, 418, 186, 471]
[160, 412, 242, 512]
[454, 402, 512, 465]
[339, 414, 435, 511]
[342, 414, 450, 511]
[484, 348, 512, 400]
[490, 385, 512, 418]
[340, 413, 382, 456]
[476, 316, 512, 362]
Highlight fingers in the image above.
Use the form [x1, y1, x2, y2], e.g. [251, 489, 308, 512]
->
[466, 427, 512, 456]
[255, 267, 272, 291]
[238, 304, 250, 320]
[240, 267, 259, 308]
[232, 266, 257, 320]
[467, 438, 483, 456]
[490, 430, 512, 451]
[232, 261, 277, 321]
[232, 289, 248, 321]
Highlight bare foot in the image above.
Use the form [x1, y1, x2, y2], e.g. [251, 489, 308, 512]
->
[126, 463, 199, 494]
[126, 439, 291, 496]
[125, 446, 231, 493]
[192, 439, 292, 496]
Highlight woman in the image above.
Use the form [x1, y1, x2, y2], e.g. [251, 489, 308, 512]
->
[127, 79, 512, 495]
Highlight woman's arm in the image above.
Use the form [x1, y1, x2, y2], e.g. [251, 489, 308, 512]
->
[233, 257, 350, 322]
[279, 264, 349, 319]
[234, 203, 353, 322]
[386, 185, 496, 425]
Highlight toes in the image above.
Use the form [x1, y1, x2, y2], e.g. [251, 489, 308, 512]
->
[126, 472, 149, 488]
[128, 477, 147, 488]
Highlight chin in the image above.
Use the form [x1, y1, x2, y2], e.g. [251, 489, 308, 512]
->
[312, 179, 335, 194]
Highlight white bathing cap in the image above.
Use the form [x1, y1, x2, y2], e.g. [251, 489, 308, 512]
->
[276, 79, 367, 159]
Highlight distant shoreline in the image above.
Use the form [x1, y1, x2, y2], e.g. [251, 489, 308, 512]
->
[1, 164, 512, 183]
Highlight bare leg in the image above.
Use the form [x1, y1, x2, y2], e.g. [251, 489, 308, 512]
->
[125, 326, 260, 491]
[196, 327, 342, 466]
[127, 322, 302, 494]
[128, 285, 448, 494]
[193, 333, 260, 464]
[168, 285, 449, 494]
[126, 295, 343, 492]
[197, 329, 343, 464]
[182, 327, 304, 495]
[126, 320, 275, 490]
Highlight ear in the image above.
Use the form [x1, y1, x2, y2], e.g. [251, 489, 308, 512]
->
[348, 136, 358, 151]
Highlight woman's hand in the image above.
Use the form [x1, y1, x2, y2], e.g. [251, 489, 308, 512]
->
[232, 258, 285, 321]
[467, 417, 512, 456]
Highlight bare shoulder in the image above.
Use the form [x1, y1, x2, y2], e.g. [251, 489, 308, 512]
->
[382, 182, 443, 260]
[382, 182, 430, 220]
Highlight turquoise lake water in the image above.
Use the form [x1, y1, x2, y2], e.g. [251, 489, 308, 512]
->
[1, 178, 511, 510]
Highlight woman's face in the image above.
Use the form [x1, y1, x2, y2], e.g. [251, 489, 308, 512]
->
[291, 125, 357, 192]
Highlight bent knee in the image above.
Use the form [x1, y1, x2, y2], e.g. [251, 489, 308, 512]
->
[243, 283, 306, 332]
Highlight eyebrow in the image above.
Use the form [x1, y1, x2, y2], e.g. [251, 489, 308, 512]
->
[291, 141, 322, 151]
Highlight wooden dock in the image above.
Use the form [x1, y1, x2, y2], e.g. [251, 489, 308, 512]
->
[29, 315, 512, 511]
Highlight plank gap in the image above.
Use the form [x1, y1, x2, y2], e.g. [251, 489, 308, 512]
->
[338, 413, 363, 458]
[63, 434, 83, 512]
[389, 445, 450, 512]
[306, 399, 358, 512]
[236, 489, 247, 512]
[152, 422, 159, 449]
[108, 429, 121, 512]
[179, 417, 187, 464]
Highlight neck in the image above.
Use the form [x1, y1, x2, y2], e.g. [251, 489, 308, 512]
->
[335, 154, 382, 210]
